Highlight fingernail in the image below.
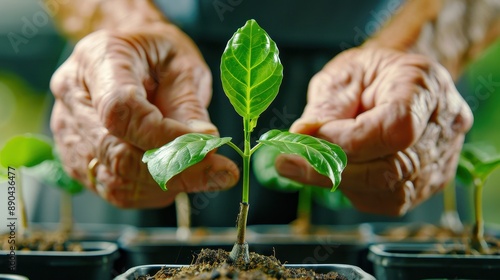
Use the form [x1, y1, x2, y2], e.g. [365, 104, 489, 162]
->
[276, 157, 304, 179]
[290, 117, 322, 135]
[207, 171, 237, 190]
[187, 119, 218, 135]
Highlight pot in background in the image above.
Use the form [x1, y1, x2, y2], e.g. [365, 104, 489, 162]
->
[0, 241, 119, 280]
[247, 224, 374, 271]
[368, 242, 500, 280]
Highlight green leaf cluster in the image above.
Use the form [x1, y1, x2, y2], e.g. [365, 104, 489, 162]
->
[0, 133, 84, 194]
[456, 142, 500, 186]
[0, 133, 53, 168]
[253, 144, 351, 210]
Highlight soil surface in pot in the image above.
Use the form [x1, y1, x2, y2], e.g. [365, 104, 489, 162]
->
[139, 248, 347, 280]
[377, 224, 463, 241]
[1, 230, 82, 252]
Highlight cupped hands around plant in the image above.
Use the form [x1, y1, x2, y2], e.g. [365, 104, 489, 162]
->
[143, 19, 347, 262]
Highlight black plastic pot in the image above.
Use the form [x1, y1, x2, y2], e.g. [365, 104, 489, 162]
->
[118, 227, 242, 269]
[0, 274, 29, 280]
[0, 241, 119, 280]
[113, 264, 375, 280]
[247, 224, 374, 270]
[368, 222, 464, 243]
[30, 222, 133, 242]
[368, 242, 500, 280]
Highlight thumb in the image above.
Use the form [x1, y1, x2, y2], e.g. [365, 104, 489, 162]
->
[168, 153, 240, 193]
[290, 61, 361, 136]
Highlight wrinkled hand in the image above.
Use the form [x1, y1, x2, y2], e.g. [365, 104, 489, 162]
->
[50, 22, 239, 208]
[276, 47, 473, 216]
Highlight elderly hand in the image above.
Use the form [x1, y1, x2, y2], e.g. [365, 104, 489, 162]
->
[276, 47, 473, 216]
[50, 22, 239, 208]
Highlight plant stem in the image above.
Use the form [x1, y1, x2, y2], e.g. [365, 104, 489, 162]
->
[297, 187, 312, 220]
[236, 202, 249, 244]
[440, 181, 463, 233]
[242, 120, 252, 204]
[292, 187, 312, 235]
[230, 202, 250, 263]
[16, 168, 29, 238]
[229, 118, 253, 263]
[59, 191, 73, 234]
[175, 192, 191, 241]
[471, 178, 489, 253]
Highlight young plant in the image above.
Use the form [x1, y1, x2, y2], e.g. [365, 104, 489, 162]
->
[142, 19, 347, 263]
[1, 134, 54, 236]
[0, 134, 84, 235]
[456, 142, 500, 254]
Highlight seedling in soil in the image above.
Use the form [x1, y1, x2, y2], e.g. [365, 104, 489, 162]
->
[143, 19, 347, 263]
[1, 134, 84, 236]
[456, 142, 500, 254]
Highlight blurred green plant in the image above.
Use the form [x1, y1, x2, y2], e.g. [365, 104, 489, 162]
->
[0, 71, 49, 146]
[464, 39, 500, 226]
[456, 142, 500, 254]
[253, 145, 351, 233]
[1, 134, 84, 235]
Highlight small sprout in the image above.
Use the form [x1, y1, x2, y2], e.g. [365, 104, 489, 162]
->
[1, 133, 85, 235]
[456, 142, 500, 254]
[143, 19, 347, 262]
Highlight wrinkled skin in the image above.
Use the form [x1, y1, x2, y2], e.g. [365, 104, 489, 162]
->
[275, 47, 473, 216]
[50, 22, 239, 208]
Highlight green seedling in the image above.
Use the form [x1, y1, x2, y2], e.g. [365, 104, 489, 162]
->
[143, 19, 347, 263]
[1, 134, 54, 236]
[456, 142, 500, 254]
[1, 134, 84, 235]
[253, 145, 351, 234]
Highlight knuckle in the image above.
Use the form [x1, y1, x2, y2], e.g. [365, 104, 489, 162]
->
[98, 88, 137, 138]
[98, 134, 136, 179]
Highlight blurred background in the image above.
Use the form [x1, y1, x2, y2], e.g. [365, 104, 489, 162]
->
[0, 0, 66, 225]
[0, 0, 499, 227]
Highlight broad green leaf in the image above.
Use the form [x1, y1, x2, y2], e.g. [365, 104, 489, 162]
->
[457, 142, 500, 186]
[0, 134, 53, 168]
[475, 158, 500, 182]
[220, 19, 283, 131]
[28, 157, 85, 195]
[253, 145, 304, 192]
[143, 133, 232, 190]
[456, 156, 475, 187]
[258, 130, 347, 191]
[253, 144, 352, 209]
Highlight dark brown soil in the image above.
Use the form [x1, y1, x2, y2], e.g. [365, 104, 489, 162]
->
[378, 223, 464, 242]
[138, 248, 347, 280]
[1, 230, 82, 252]
[380, 224, 500, 255]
